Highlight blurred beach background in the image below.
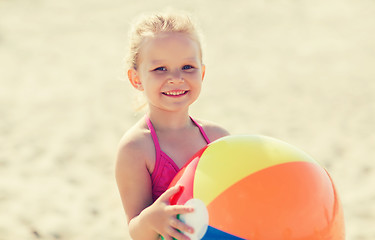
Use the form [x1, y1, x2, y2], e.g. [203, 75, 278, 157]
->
[1, 0, 374, 239]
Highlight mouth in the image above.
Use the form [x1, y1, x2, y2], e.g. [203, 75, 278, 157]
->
[162, 90, 189, 97]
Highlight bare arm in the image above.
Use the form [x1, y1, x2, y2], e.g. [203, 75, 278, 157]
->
[115, 139, 195, 240]
[115, 141, 156, 239]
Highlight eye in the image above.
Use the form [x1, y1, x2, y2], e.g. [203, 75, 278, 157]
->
[182, 65, 195, 70]
[153, 66, 167, 71]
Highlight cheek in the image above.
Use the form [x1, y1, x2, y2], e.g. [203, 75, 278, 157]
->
[191, 72, 204, 85]
[146, 72, 168, 83]
[185, 70, 203, 80]
[140, 73, 163, 86]
[190, 77, 203, 94]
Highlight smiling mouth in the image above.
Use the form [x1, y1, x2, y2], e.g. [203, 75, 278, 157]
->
[162, 90, 189, 96]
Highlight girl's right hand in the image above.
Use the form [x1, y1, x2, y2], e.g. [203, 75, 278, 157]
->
[146, 185, 195, 240]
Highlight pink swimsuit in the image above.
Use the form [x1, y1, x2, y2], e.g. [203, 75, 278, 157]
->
[146, 116, 211, 201]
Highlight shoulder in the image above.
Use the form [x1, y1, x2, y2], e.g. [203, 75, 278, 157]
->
[116, 118, 154, 174]
[115, 118, 155, 222]
[194, 118, 230, 142]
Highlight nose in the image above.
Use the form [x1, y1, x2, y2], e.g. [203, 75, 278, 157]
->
[168, 69, 184, 84]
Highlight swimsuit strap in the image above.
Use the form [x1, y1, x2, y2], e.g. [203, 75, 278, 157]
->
[190, 117, 211, 144]
[145, 116, 161, 157]
[145, 115, 211, 148]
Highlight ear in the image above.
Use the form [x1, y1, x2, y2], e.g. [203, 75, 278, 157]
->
[128, 68, 144, 91]
[201, 64, 206, 81]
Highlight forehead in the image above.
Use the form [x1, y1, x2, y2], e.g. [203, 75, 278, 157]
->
[139, 32, 202, 65]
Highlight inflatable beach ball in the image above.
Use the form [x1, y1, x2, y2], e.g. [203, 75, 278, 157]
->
[168, 135, 345, 240]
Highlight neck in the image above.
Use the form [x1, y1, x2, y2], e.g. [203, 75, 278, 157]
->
[147, 108, 192, 131]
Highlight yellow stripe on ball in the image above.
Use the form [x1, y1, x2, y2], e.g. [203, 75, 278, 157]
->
[193, 135, 316, 205]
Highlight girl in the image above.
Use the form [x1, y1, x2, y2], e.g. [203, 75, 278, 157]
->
[116, 11, 229, 240]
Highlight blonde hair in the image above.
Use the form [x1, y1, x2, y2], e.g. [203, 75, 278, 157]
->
[127, 11, 203, 69]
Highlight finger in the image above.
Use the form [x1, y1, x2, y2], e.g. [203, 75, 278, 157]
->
[170, 217, 194, 235]
[159, 185, 183, 201]
[166, 205, 194, 215]
[166, 226, 190, 240]
[160, 234, 172, 240]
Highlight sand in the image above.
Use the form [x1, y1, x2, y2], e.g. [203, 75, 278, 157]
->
[1, 0, 374, 239]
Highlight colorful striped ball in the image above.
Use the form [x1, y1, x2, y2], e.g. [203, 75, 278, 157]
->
[168, 135, 345, 240]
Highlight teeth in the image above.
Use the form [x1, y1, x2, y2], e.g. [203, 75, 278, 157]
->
[163, 90, 186, 96]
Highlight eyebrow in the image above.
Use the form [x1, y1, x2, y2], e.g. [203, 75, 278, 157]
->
[151, 57, 198, 65]
[151, 60, 165, 65]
